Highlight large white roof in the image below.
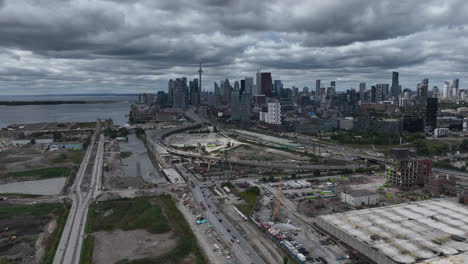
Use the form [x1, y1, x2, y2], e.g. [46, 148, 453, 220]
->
[318, 200, 468, 263]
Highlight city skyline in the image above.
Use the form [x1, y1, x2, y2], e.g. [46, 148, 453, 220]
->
[1, 0, 468, 94]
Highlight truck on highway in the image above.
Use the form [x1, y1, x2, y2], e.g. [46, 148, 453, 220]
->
[223, 186, 231, 193]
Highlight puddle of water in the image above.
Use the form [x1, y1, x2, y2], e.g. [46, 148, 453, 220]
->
[0, 177, 67, 195]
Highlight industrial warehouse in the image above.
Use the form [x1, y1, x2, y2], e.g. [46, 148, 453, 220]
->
[316, 199, 468, 264]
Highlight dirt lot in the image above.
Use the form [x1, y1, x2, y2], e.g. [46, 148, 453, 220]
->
[83, 196, 206, 264]
[0, 202, 68, 264]
[223, 145, 309, 163]
[0, 146, 83, 182]
[93, 230, 177, 264]
[299, 198, 350, 216]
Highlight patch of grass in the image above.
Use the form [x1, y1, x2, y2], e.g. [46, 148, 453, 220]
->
[413, 139, 451, 156]
[88, 198, 170, 234]
[42, 204, 70, 264]
[7, 167, 75, 180]
[79, 236, 94, 264]
[48, 151, 84, 164]
[0, 257, 22, 264]
[221, 182, 259, 215]
[234, 137, 320, 162]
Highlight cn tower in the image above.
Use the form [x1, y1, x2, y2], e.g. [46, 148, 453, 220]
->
[198, 62, 203, 92]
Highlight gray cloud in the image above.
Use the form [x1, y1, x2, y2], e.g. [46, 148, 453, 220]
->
[0, 0, 467, 94]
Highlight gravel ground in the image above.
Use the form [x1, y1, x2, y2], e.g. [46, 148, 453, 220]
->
[92, 229, 177, 264]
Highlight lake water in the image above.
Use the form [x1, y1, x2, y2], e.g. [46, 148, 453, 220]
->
[120, 133, 167, 183]
[0, 177, 67, 195]
[0, 95, 137, 128]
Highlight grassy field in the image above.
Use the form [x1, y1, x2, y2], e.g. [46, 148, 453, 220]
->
[81, 196, 206, 264]
[87, 198, 170, 233]
[47, 151, 83, 164]
[7, 167, 75, 180]
[0, 202, 69, 264]
[221, 182, 260, 216]
[42, 204, 70, 264]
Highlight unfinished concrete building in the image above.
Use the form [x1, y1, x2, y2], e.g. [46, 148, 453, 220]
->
[386, 148, 432, 189]
[317, 200, 468, 264]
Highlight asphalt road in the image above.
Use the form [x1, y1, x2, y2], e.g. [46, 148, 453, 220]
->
[176, 164, 266, 264]
[53, 134, 104, 264]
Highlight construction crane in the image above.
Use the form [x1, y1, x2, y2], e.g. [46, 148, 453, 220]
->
[272, 176, 283, 221]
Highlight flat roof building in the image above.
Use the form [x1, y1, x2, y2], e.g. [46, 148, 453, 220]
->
[317, 200, 468, 264]
[340, 189, 379, 207]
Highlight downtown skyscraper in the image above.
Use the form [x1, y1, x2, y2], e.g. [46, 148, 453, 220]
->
[391, 71, 401, 97]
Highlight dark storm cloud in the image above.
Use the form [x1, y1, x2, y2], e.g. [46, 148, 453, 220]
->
[0, 0, 467, 94]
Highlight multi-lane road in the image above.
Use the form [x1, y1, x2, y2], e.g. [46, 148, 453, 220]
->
[176, 165, 266, 264]
[53, 134, 104, 264]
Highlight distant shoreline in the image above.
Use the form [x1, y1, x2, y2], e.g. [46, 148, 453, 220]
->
[0, 100, 125, 106]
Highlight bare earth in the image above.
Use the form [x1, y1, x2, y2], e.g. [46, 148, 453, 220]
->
[92, 229, 177, 264]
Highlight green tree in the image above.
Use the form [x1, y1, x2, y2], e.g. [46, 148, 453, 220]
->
[461, 139, 468, 151]
[313, 169, 321, 177]
[247, 186, 261, 195]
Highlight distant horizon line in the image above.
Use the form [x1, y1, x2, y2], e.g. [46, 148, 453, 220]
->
[0, 93, 139, 96]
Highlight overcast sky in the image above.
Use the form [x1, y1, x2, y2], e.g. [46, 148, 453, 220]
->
[0, 0, 467, 95]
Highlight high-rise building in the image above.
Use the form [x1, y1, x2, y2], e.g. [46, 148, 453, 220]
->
[370, 85, 376, 103]
[315, 80, 321, 96]
[189, 79, 200, 106]
[391, 71, 401, 97]
[330, 81, 336, 87]
[198, 62, 203, 92]
[261, 72, 273, 97]
[425, 98, 438, 134]
[260, 100, 281, 125]
[432, 86, 439, 98]
[451, 79, 459, 97]
[231, 86, 241, 121]
[168, 79, 174, 106]
[443, 81, 450, 98]
[240, 79, 246, 94]
[244, 77, 254, 95]
[292, 86, 299, 97]
[222, 79, 232, 104]
[359, 82, 366, 102]
[172, 78, 187, 109]
[240, 93, 251, 123]
[214, 82, 221, 96]
[374, 84, 389, 101]
[419, 78, 429, 103]
[274, 80, 283, 97]
[302, 87, 309, 95]
[255, 72, 262, 96]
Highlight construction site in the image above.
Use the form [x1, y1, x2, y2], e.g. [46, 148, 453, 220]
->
[144, 111, 468, 264]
